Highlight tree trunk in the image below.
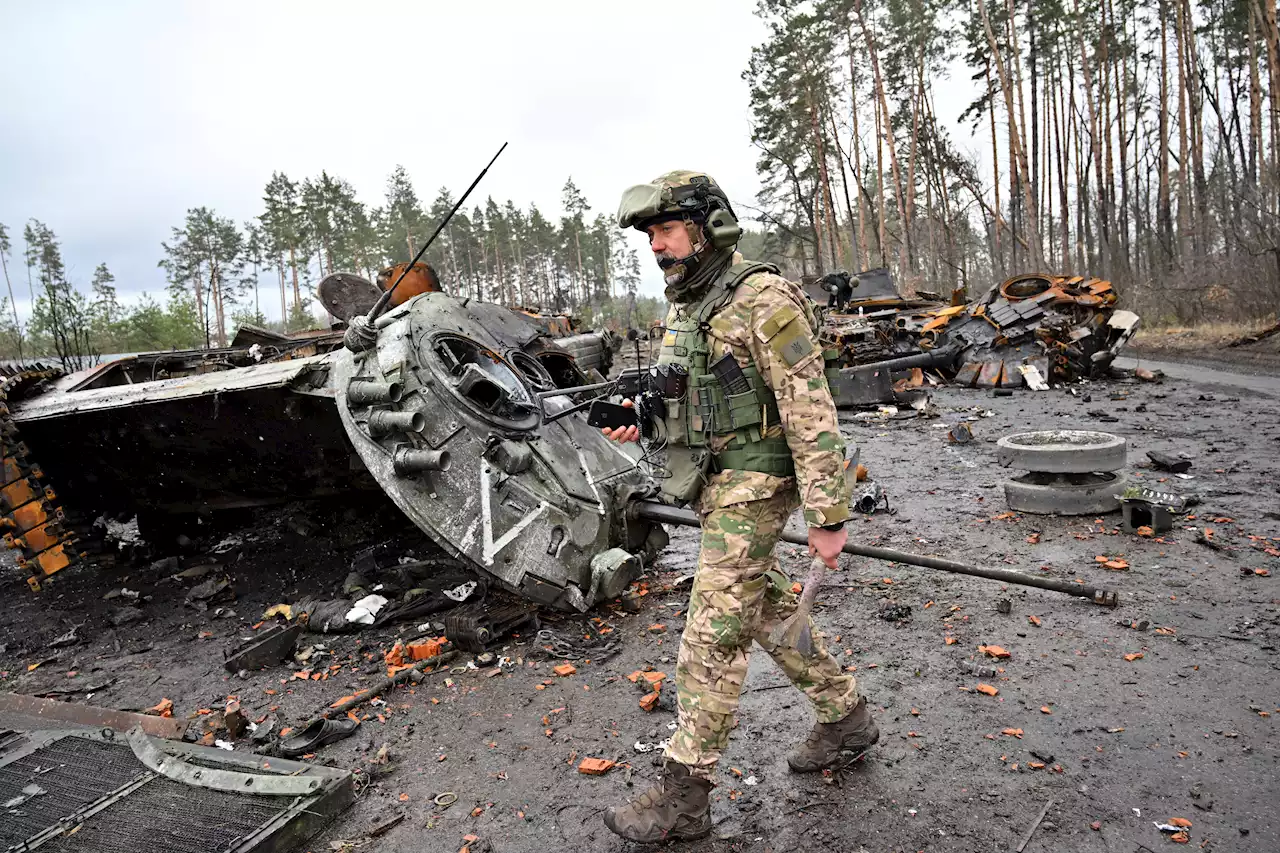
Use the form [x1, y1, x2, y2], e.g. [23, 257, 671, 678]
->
[1183, 0, 1210, 256]
[1005, 0, 1040, 267]
[903, 34, 927, 280]
[846, 25, 871, 270]
[288, 244, 301, 307]
[1174, 0, 1192, 264]
[277, 257, 287, 325]
[1158, 0, 1174, 268]
[1028, 0, 1040, 257]
[209, 260, 227, 348]
[828, 110, 860, 273]
[987, 62, 1003, 273]
[1258, 0, 1279, 224]
[873, 78, 888, 267]
[0, 249, 22, 359]
[856, 0, 910, 274]
[1052, 61, 1070, 274]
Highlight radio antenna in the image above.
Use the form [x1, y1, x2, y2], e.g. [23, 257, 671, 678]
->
[369, 142, 508, 321]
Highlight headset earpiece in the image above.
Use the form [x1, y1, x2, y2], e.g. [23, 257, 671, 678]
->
[703, 205, 742, 251]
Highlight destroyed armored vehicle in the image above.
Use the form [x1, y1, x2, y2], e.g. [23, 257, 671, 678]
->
[813, 271, 1140, 406]
[2, 271, 650, 610]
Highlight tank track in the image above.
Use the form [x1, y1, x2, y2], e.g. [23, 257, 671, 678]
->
[0, 364, 94, 590]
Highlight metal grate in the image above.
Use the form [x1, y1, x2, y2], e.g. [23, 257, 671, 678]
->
[41, 775, 284, 853]
[0, 738, 145, 847]
[1, 731, 349, 853]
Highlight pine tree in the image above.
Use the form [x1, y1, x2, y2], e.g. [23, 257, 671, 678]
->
[261, 172, 307, 310]
[89, 262, 122, 353]
[242, 220, 266, 323]
[160, 208, 244, 348]
[26, 221, 95, 370]
[383, 165, 425, 263]
[0, 222, 22, 359]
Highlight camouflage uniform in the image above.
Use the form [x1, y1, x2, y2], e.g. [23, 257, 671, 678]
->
[662, 254, 858, 779]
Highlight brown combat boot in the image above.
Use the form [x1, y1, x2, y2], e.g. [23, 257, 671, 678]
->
[603, 760, 713, 843]
[787, 695, 879, 772]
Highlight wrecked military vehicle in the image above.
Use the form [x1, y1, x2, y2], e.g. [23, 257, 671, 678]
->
[811, 271, 1140, 407]
[2, 272, 647, 610]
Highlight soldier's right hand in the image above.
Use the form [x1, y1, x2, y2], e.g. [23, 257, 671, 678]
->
[602, 399, 640, 443]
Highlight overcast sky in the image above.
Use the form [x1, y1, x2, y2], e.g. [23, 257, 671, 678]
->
[0, 1, 977, 322]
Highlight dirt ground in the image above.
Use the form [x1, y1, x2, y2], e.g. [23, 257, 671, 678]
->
[2, 355, 1278, 853]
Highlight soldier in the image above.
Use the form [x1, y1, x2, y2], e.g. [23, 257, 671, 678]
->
[602, 171, 879, 843]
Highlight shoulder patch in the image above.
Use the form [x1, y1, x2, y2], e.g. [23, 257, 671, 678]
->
[757, 305, 800, 341]
[773, 324, 815, 366]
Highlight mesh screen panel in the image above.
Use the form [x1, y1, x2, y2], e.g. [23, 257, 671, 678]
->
[0, 738, 145, 846]
[1, 735, 300, 853]
[42, 776, 284, 853]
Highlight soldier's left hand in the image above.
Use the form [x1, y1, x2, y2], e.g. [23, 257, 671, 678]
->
[602, 399, 640, 443]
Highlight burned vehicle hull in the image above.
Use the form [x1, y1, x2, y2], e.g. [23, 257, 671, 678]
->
[818, 272, 1140, 405]
[5, 294, 660, 610]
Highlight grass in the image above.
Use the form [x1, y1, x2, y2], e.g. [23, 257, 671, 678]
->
[1134, 317, 1278, 348]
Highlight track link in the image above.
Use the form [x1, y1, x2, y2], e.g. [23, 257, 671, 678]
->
[0, 364, 93, 590]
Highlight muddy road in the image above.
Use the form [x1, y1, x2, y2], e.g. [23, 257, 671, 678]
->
[2, 360, 1278, 853]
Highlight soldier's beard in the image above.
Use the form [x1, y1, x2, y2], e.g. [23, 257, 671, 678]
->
[656, 252, 687, 287]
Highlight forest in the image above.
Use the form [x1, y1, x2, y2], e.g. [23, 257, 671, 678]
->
[0, 172, 659, 368]
[2, 0, 1276, 368]
[745, 0, 1279, 322]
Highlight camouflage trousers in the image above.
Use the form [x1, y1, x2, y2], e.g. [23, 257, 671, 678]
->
[664, 490, 858, 779]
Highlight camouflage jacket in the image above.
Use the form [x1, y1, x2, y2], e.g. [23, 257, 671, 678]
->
[665, 253, 853, 527]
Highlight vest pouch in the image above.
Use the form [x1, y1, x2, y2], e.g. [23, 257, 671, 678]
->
[660, 446, 713, 506]
[663, 400, 689, 446]
[689, 376, 714, 434]
[725, 389, 764, 431]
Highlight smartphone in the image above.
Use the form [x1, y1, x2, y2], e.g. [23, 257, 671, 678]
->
[587, 400, 638, 430]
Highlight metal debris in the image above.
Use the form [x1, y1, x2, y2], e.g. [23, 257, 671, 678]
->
[816, 270, 1139, 406]
[223, 624, 302, 673]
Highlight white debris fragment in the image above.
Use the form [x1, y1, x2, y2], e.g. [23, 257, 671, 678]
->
[1018, 364, 1050, 391]
[248, 343, 263, 362]
[744, 775, 758, 786]
[213, 535, 243, 554]
[633, 739, 670, 754]
[214, 740, 235, 751]
[444, 581, 478, 602]
[345, 594, 389, 624]
[100, 515, 142, 546]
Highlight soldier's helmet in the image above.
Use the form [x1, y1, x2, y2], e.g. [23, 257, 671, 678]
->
[616, 170, 737, 232]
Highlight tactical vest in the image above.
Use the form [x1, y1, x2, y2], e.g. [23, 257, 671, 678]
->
[656, 262, 796, 485]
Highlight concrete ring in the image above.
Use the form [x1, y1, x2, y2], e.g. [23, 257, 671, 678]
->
[996, 430, 1127, 474]
[1004, 471, 1126, 515]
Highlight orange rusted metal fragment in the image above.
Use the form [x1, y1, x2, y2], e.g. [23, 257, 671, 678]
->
[376, 262, 442, 307]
